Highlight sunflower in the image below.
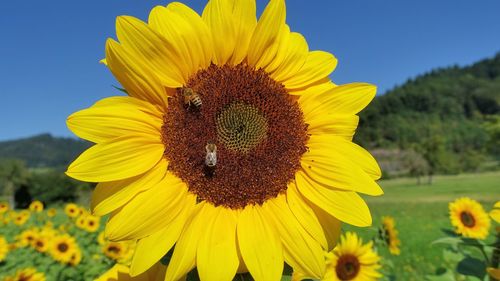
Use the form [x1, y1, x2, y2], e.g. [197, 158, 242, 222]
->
[0, 236, 8, 262]
[380, 216, 400, 255]
[322, 232, 381, 281]
[3, 268, 46, 281]
[50, 234, 79, 264]
[95, 263, 167, 281]
[13, 211, 30, 226]
[66, 1, 382, 279]
[69, 248, 82, 266]
[84, 214, 101, 232]
[29, 200, 44, 212]
[18, 229, 38, 247]
[65, 203, 80, 218]
[47, 208, 57, 218]
[449, 197, 490, 239]
[33, 237, 50, 253]
[0, 202, 9, 213]
[76, 215, 87, 229]
[103, 241, 134, 262]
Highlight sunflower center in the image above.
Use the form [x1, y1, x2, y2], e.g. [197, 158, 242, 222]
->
[162, 64, 308, 209]
[58, 243, 68, 253]
[460, 211, 476, 227]
[336, 254, 361, 280]
[108, 246, 121, 253]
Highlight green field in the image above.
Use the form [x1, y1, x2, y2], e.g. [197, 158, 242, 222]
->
[345, 171, 500, 280]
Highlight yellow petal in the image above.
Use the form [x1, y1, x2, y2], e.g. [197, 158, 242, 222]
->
[91, 159, 168, 216]
[490, 209, 500, 223]
[165, 2, 214, 69]
[99, 58, 107, 65]
[283, 51, 337, 89]
[309, 203, 341, 251]
[301, 135, 383, 195]
[247, 0, 286, 70]
[197, 205, 239, 281]
[92, 96, 163, 120]
[67, 98, 162, 144]
[306, 114, 359, 141]
[66, 135, 163, 182]
[286, 182, 327, 249]
[296, 171, 372, 227]
[116, 16, 185, 87]
[165, 203, 207, 281]
[149, 5, 211, 75]
[228, 0, 257, 65]
[291, 78, 335, 96]
[237, 204, 283, 281]
[330, 137, 381, 180]
[263, 24, 291, 74]
[264, 195, 325, 279]
[271, 32, 308, 83]
[202, 0, 235, 65]
[130, 196, 195, 276]
[301, 83, 376, 118]
[105, 172, 188, 240]
[105, 39, 168, 108]
[95, 263, 166, 281]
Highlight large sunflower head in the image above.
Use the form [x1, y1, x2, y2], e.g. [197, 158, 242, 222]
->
[323, 232, 381, 281]
[449, 197, 491, 239]
[50, 234, 79, 264]
[380, 216, 400, 255]
[0, 236, 9, 262]
[66, 0, 383, 280]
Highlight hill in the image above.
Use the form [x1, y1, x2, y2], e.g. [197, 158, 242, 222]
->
[0, 134, 90, 169]
[356, 52, 500, 176]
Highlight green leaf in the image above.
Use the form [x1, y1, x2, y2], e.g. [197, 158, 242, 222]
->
[443, 249, 463, 263]
[431, 237, 462, 247]
[425, 268, 456, 281]
[456, 257, 486, 279]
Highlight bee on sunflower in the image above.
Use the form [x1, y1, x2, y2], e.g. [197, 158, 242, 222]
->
[449, 197, 490, 239]
[66, 0, 383, 279]
[379, 216, 401, 255]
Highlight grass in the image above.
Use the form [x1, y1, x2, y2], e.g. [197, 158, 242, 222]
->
[344, 171, 500, 280]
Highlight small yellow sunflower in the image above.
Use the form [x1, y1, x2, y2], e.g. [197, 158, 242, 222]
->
[69, 248, 82, 266]
[50, 234, 79, 264]
[29, 200, 44, 212]
[323, 232, 381, 281]
[13, 212, 30, 226]
[0, 236, 9, 262]
[84, 215, 101, 232]
[65, 203, 80, 218]
[449, 197, 490, 239]
[380, 216, 400, 255]
[0, 202, 9, 213]
[95, 263, 167, 281]
[75, 215, 87, 229]
[18, 229, 38, 247]
[490, 201, 500, 224]
[3, 268, 46, 281]
[103, 241, 129, 261]
[33, 237, 50, 253]
[97, 231, 106, 245]
[47, 208, 57, 217]
[66, 0, 383, 279]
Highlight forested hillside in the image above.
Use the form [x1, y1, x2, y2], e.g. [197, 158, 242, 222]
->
[356, 52, 500, 176]
[0, 134, 90, 169]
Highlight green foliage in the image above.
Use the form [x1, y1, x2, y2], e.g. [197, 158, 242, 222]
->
[27, 170, 89, 204]
[356, 52, 500, 175]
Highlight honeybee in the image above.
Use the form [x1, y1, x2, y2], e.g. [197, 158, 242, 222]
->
[205, 143, 217, 167]
[181, 87, 202, 108]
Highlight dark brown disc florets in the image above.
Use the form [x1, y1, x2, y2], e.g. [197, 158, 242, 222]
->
[161, 64, 308, 209]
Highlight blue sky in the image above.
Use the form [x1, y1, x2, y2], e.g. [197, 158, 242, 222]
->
[1, 0, 499, 141]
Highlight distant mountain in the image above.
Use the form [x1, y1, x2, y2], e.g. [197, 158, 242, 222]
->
[0, 134, 91, 169]
[356, 52, 500, 174]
